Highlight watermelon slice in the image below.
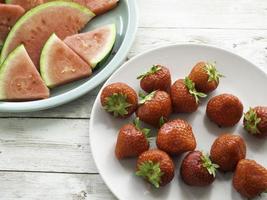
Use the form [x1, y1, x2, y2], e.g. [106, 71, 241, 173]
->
[5, 0, 43, 11]
[0, 45, 49, 101]
[64, 24, 116, 68]
[40, 33, 92, 88]
[0, 4, 25, 46]
[0, 1, 95, 68]
[73, 0, 119, 15]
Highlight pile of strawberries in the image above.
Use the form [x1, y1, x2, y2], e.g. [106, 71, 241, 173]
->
[100, 61, 267, 199]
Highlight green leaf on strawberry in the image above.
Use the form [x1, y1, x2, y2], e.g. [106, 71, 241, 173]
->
[104, 93, 132, 117]
[244, 108, 261, 134]
[133, 117, 151, 138]
[201, 153, 219, 177]
[137, 65, 162, 80]
[139, 91, 156, 105]
[136, 161, 164, 188]
[184, 77, 207, 103]
[204, 62, 224, 83]
[159, 116, 166, 127]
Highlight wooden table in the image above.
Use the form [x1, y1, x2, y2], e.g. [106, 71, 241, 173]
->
[1, 0, 267, 199]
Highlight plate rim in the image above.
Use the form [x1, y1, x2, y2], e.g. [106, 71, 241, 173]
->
[0, 0, 139, 112]
[89, 43, 267, 199]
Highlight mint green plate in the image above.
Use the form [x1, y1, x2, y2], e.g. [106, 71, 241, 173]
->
[0, 0, 138, 112]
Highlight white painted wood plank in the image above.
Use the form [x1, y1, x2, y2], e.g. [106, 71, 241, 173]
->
[0, 118, 97, 173]
[0, 28, 266, 118]
[0, 173, 116, 200]
[138, 0, 267, 29]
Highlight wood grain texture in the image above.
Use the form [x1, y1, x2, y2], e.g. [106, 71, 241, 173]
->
[0, 172, 116, 200]
[0, 118, 96, 173]
[138, 0, 267, 29]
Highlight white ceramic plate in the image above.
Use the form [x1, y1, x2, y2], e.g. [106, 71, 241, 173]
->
[90, 44, 267, 200]
[0, 0, 138, 112]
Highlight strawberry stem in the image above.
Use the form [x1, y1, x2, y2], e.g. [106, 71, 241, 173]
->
[133, 117, 151, 138]
[201, 152, 219, 177]
[136, 161, 164, 188]
[139, 91, 156, 105]
[244, 108, 261, 134]
[137, 65, 162, 80]
[204, 62, 224, 83]
[184, 77, 207, 103]
[103, 93, 132, 117]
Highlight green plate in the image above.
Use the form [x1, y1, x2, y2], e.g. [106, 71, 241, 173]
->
[0, 0, 138, 112]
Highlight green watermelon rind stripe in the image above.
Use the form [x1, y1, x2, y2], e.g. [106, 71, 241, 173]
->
[5, 0, 11, 3]
[91, 24, 117, 68]
[40, 33, 57, 88]
[0, 1, 95, 64]
[0, 44, 24, 99]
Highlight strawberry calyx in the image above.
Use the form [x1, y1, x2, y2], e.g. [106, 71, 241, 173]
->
[244, 108, 261, 134]
[201, 153, 219, 177]
[184, 77, 207, 103]
[139, 91, 156, 105]
[104, 93, 132, 117]
[159, 116, 166, 127]
[133, 117, 151, 138]
[136, 160, 164, 188]
[204, 62, 224, 83]
[137, 65, 162, 80]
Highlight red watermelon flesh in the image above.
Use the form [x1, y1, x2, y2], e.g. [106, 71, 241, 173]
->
[0, 4, 25, 46]
[64, 24, 116, 68]
[73, 0, 119, 15]
[0, 45, 49, 101]
[40, 33, 92, 88]
[0, 2, 95, 68]
[6, 0, 43, 11]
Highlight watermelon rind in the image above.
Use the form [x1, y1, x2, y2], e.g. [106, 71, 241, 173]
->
[40, 33, 58, 87]
[0, 44, 23, 99]
[0, 1, 95, 64]
[91, 24, 116, 68]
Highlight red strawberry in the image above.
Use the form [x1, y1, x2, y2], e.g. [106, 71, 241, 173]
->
[137, 65, 171, 93]
[115, 118, 150, 159]
[180, 151, 219, 186]
[243, 106, 267, 137]
[233, 159, 267, 199]
[188, 61, 224, 93]
[156, 119, 196, 155]
[136, 90, 172, 127]
[171, 77, 207, 113]
[100, 82, 138, 118]
[136, 149, 175, 188]
[206, 93, 243, 127]
[210, 134, 246, 172]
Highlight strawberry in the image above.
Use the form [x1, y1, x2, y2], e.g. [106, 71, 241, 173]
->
[188, 61, 224, 93]
[137, 65, 171, 93]
[136, 90, 172, 127]
[115, 118, 150, 159]
[180, 151, 219, 186]
[233, 159, 267, 199]
[243, 106, 267, 137]
[206, 93, 243, 127]
[136, 149, 175, 188]
[171, 77, 207, 113]
[156, 119, 196, 155]
[210, 134, 246, 172]
[100, 82, 138, 118]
